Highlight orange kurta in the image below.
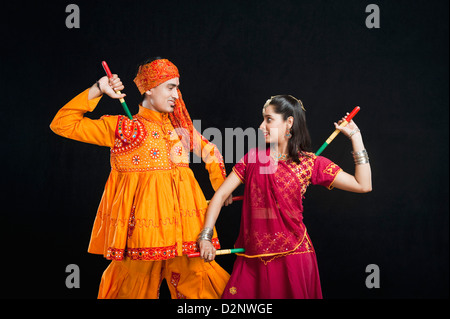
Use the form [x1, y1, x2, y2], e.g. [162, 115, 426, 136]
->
[50, 89, 226, 261]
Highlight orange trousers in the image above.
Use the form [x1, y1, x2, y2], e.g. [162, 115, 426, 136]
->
[98, 255, 230, 299]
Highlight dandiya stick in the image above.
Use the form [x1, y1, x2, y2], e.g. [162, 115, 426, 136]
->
[315, 106, 360, 156]
[189, 196, 245, 257]
[101, 61, 133, 120]
[187, 248, 245, 258]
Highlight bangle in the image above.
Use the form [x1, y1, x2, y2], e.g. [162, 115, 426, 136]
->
[348, 128, 360, 139]
[96, 81, 102, 94]
[352, 149, 367, 157]
[355, 158, 370, 165]
[197, 227, 213, 242]
[351, 149, 369, 165]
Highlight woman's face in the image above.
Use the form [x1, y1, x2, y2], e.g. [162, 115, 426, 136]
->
[259, 104, 291, 145]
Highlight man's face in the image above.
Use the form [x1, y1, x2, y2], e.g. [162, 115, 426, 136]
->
[144, 77, 180, 113]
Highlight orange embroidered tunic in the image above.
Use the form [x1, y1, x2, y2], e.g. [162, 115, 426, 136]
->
[50, 89, 226, 261]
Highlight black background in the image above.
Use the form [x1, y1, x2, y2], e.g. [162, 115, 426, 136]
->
[0, 0, 448, 300]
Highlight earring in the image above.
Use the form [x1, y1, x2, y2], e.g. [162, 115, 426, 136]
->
[285, 128, 292, 138]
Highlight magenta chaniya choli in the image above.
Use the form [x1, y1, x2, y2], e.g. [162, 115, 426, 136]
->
[222, 147, 342, 299]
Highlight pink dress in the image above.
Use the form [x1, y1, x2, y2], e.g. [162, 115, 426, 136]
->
[221, 148, 341, 299]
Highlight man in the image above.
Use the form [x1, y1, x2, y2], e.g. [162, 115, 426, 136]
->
[50, 58, 231, 298]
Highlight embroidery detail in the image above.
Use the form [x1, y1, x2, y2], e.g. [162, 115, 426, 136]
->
[170, 272, 186, 299]
[106, 239, 220, 261]
[134, 59, 180, 95]
[151, 131, 160, 139]
[112, 116, 147, 155]
[127, 205, 136, 238]
[245, 230, 301, 254]
[287, 152, 316, 196]
[127, 246, 177, 260]
[229, 287, 237, 295]
[132, 155, 140, 165]
[111, 117, 190, 173]
[323, 162, 340, 177]
[173, 146, 183, 156]
[149, 148, 160, 159]
[257, 232, 315, 265]
[106, 247, 125, 260]
[182, 238, 220, 255]
[99, 214, 177, 229]
[107, 244, 177, 261]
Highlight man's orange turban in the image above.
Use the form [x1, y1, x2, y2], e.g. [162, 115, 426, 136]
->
[134, 59, 180, 95]
[134, 59, 194, 150]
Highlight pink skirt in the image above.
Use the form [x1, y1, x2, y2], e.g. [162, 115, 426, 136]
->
[222, 250, 323, 299]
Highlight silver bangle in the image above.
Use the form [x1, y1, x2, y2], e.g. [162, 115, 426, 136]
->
[355, 158, 370, 165]
[352, 149, 369, 165]
[197, 227, 213, 242]
[352, 149, 367, 157]
[348, 128, 360, 139]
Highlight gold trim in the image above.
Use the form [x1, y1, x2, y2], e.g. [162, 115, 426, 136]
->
[327, 168, 342, 190]
[235, 227, 308, 259]
[259, 233, 314, 265]
[232, 167, 245, 184]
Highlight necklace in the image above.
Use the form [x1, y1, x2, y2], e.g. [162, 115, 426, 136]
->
[271, 150, 288, 161]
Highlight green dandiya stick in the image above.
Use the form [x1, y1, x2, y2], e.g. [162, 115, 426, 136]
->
[187, 197, 245, 257]
[102, 61, 133, 120]
[315, 106, 360, 156]
[187, 248, 245, 258]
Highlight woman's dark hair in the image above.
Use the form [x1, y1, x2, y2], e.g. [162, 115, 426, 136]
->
[265, 95, 312, 163]
[136, 56, 164, 102]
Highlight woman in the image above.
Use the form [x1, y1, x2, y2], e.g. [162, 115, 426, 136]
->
[198, 95, 372, 299]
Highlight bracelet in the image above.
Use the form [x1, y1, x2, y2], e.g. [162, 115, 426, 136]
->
[348, 128, 360, 139]
[351, 149, 369, 165]
[197, 227, 214, 242]
[352, 149, 367, 157]
[355, 157, 370, 165]
[96, 81, 103, 94]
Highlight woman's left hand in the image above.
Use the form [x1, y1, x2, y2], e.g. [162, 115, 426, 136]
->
[334, 113, 360, 139]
